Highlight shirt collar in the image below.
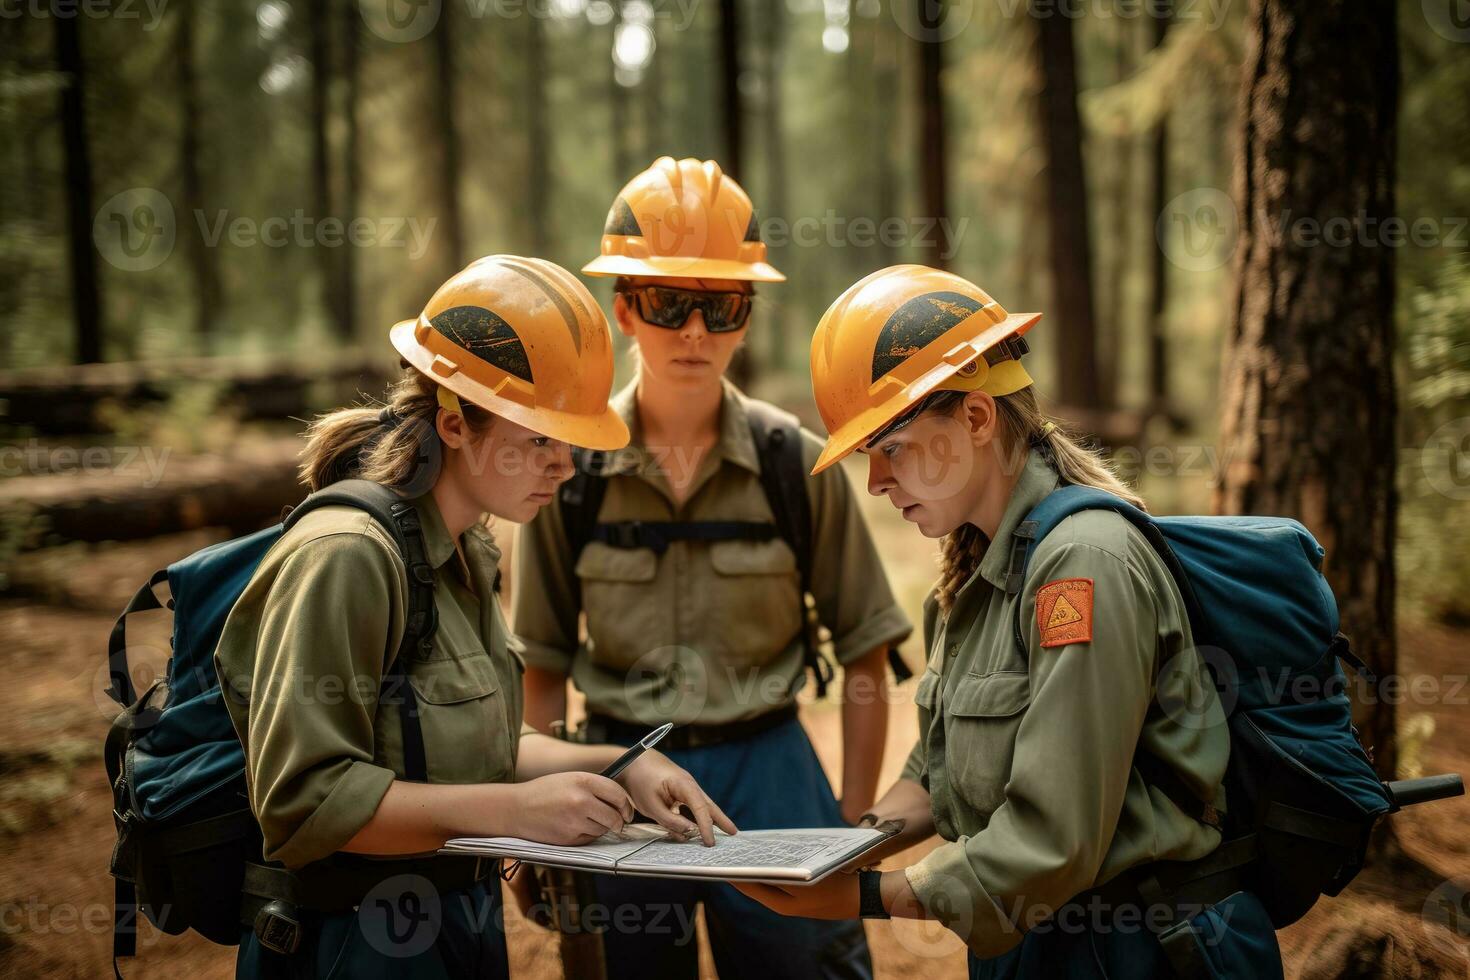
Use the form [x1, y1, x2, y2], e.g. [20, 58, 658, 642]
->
[600, 377, 762, 478]
[974, 448, 1062, 592]
[408, 491, 460, 570]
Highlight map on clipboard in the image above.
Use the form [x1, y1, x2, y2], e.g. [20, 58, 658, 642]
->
[440, 825, 894, 886]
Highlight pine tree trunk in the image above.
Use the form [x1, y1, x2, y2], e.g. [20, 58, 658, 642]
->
[1033, 2, 1100, 408]
[432, 5, 464, 275]
[916, 4, 947, 269]
[526, 10, 550, 256]
[340, 0, 361, 343]
[717, 0, 743, 180]
[1146, 3, 1172, 410]
[308, 0, 349, 341]
[55, 13, 102, 364]
[1217, 0, 1400, 784]
[760, 0, 787, 370]
[177, 0, 220, 347]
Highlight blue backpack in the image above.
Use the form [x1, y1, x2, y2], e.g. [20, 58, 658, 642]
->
[1008, 485, 1462, 934]
[103, 480, 438, 962]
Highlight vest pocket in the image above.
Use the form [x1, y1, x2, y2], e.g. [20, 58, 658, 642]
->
[946, 670, 1032, 821]
[576, 542, 660, 670]
[404, 652, 514, 783]
[707, 538, 803, 669]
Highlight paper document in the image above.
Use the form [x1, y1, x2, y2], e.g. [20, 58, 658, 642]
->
[440, 825, 892, 885]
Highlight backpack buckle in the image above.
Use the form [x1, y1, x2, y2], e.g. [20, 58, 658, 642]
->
[252, 900, 302, 955]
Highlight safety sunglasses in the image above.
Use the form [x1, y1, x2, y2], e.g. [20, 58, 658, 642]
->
[623, 285, 754, 333]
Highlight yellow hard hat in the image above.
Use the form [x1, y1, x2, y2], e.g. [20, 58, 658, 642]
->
[582, 156, 785, 283]
[389, 255, 630, 451]
[809, 265, 1042, 474]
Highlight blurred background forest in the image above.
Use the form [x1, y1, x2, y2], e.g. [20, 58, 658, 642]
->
[1, 0, 1469, 976]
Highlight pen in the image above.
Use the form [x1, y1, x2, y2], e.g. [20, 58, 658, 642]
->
[599, 722, 674, 781]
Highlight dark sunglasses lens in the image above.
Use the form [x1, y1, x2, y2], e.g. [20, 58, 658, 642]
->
[702, 294, 751, 332]
[638, 288, 695, 328]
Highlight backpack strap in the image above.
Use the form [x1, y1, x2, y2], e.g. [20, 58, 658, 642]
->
[745, 400, 837, 698]
[105, 568, 171, 708]
[1007, 484, 1220, 831]
[560, 449, 613, 571]
[285, 480, 436, 783]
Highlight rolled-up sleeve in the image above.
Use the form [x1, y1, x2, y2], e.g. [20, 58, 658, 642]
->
[802, 434, 914, 665]
[510, 500, 580, 674]
[218, 532, 401, 869]
[904, 541, 1157, 957]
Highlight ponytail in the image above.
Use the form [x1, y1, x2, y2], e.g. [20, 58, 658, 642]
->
[933, 385, 1143, 614]
[298, 367, 493, 493]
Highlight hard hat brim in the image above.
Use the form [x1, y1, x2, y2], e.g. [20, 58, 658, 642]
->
[810, 310, 1043, 475]
[582, 254, 786, 283]
[389, 320, 632, 451]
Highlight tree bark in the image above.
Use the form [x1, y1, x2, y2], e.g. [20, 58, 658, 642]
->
[1217, 0, 1400, 784]
[609, 1, 631, 184]
[432, 5, 464, 275]
[55, 13, 102, 364]
[340, 0, 362, 342]
[1146, 3, 1172, 410]
[307, 0, 351, 341]
[526, 9, 550, 255]
[177, 1, 220, 347]
[916, 2, 947, 269]
[1034, 1, 1100, 408]
[759, 0, 787, 370]
[717, 0, 743, 180]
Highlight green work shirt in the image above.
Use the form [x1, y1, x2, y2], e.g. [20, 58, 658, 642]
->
[215, 492, 527, 869]
[899, 449, 1229, 958]
[512, 379, 914, 726]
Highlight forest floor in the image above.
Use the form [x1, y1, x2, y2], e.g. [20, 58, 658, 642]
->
[1, 456, 1467, 979]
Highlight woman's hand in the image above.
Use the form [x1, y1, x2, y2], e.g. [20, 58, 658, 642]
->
[617, 751, 738, 845]
[732, 872, 860, 920]
[510, 771, 635, 845]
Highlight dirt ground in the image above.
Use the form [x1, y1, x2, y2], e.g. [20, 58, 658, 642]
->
[1, 487, 1467, 978]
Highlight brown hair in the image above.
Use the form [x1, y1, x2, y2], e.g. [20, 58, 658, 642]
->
[931, 386, 1144, 614]
[298, 367, 494, 493]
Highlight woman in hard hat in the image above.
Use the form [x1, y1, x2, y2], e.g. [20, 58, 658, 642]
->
[217, 255, 735, 979]
[733, 266, 1284, 978]
[512, 159, 913, 979]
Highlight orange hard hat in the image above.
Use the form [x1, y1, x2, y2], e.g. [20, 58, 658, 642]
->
[389, 255, 630, 451]
[582, 157, 785, 283]
[809, 265, 1042, 474]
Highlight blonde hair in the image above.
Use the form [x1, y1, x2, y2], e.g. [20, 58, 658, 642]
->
[932, 386, 1144, 614]
[298, 367, 493, 492]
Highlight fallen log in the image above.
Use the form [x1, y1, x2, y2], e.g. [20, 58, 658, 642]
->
[0, 353, 394, 435]
[0, 437, 306, 550]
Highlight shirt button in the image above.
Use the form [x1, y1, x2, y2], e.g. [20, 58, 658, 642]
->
[947, 643, 958, 658]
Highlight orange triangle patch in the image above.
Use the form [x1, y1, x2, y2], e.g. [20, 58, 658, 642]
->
[1036, 578, 1094, 649]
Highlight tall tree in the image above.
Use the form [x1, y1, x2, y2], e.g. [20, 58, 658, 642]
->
[717, 0, 743, 178]
[339, 0, 362, 343]
[759, 0, 787, 369]
[526, 10, 550, 255]
[915, 2, 947, 269]
[307, 0, 350, 341]
[55, 12, 102, 364]
[1217, 0, 1399, 784]
[177, 0, 220, 345]
[1033, 2, 1100, 408]
[609, 2, 631, 184]
[1145, 2, 1173, 411]
[431, 6, 464, 274]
